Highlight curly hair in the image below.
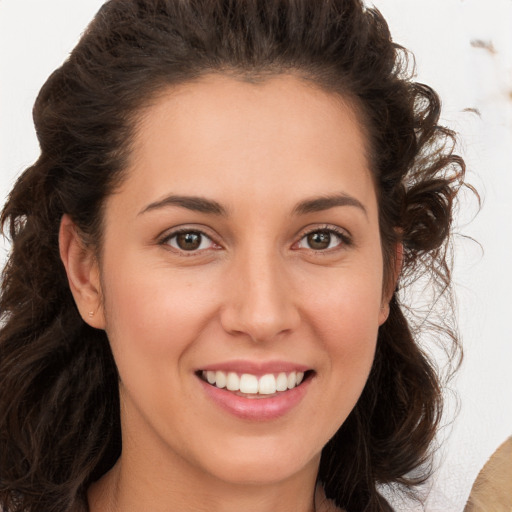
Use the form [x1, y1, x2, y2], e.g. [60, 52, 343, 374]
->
[0, 1, 467, 511]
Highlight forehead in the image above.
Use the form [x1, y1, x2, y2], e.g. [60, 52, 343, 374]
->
[120, 74, 376, 215]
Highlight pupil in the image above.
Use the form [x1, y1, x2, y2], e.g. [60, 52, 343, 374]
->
[308, 231, 330, 250]
[177, 232, 201, 250]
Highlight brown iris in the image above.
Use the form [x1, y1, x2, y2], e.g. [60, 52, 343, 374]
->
[307, 230, 332, 250]
[176, 232, 202, 251]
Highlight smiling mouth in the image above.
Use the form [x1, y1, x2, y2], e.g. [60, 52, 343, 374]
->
[198, 370, 313, 397]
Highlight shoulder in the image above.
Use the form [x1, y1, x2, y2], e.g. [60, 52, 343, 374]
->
[464, 436, 512, 511]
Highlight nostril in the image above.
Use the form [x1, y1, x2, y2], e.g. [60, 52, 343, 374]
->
[218, 277, 301, 342]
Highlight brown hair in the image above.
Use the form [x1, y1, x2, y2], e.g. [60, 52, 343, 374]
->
[0, 1, 468, 510]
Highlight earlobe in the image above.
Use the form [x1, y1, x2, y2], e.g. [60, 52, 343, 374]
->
[378, 303, 390, 326]
[379, 242, 403, 326]
[59, 214, 105, 329]
[391, 242, 404, 295]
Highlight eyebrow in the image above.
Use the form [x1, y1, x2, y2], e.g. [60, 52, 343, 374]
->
[139, 195, 227, 216]
[139, 192, 366, 218]
[292, 193, 367, 217]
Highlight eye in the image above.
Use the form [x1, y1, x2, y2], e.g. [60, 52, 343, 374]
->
[164, 230, 216, 252]
[296, 228, 348, 251]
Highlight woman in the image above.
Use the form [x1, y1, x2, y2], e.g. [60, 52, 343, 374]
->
[0, 1, 467, 511]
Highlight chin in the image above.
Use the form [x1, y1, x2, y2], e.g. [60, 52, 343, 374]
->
[196, 441, 320, 486]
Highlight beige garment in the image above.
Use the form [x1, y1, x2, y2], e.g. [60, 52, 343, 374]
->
[314, 485, 344, 512]
[464, 436, 512, 512]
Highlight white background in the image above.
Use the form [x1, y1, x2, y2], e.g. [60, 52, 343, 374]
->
[1, 1, 511, 511]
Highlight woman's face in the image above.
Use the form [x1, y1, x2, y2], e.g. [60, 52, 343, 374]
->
[93, 75, 389, 486]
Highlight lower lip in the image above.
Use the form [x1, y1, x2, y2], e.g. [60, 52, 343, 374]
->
[199, 376, 312, 421]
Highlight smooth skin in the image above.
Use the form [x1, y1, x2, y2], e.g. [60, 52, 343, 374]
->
[60, 74, 395, 512]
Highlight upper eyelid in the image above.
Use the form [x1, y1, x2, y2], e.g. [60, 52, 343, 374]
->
[159, 225, 217, 241]
[293, 225, 353, 252]
[297, 224, 351, 240]
[156, 223, 351, 248]
[159, 226, 221, 251]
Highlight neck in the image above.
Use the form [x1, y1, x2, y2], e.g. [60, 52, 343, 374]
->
[88, 451, 320, 512]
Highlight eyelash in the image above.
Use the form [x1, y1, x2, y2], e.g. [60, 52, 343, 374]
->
[295, 225, 352, 252]
[160, 228, 219, 254]
[159, 225, 352, 255]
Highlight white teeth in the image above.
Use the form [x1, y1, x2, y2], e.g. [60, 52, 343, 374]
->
[226, 372, 240, 391]
[258, 374, 277, 394]
[215, 370, 226, 388]
[287, 371, 297, 389]
[201, 369, 308, 394]
[276, 372, 288, 392]
[240, 374, 259, 394]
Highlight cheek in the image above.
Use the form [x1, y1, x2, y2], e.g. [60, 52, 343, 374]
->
[301, 286, 380, 442]
[100, 259, 219, 372]
[301, 266, 382, 388]
[302, 265, 384, 336]
[99, 263, 220, 429]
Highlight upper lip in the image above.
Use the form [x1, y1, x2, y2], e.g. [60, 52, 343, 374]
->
[197, 359, 311, 376]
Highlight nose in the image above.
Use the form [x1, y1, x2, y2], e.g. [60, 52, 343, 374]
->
[219, 248, 301, 343]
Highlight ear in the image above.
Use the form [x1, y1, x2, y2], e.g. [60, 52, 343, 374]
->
[379, 242, 403, 325]
[59, 214, 105, 329]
